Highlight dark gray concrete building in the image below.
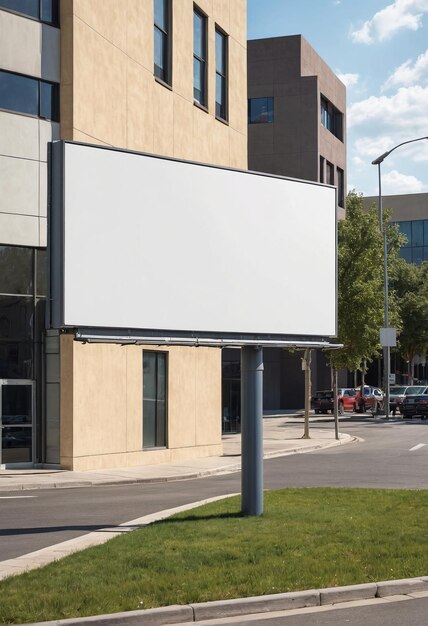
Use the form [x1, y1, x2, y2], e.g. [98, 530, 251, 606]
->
[222, 35, 347, 425]
[247, 34, 346, 216]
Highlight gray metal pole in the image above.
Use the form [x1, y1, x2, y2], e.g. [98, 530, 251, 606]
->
[241, 346, 264, 516]
[377, 163, 390, 417]
[333, 368, 339, 440]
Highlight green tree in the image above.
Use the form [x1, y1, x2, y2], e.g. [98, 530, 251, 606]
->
[389, 259, 428, 381]
[328, 192, 401, 375]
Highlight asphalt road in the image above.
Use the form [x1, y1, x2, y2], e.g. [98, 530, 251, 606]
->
[1, 417, 427, 562]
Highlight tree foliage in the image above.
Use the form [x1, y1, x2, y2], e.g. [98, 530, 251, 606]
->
[389, 259, 428, 364]
[328, 192, 402, 372]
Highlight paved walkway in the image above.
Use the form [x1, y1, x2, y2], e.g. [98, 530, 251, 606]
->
[0, 415, 355, 492]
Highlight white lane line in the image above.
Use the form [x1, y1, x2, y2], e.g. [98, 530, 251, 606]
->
[409, 443, 426, 452]
[0, 496, 36, 499]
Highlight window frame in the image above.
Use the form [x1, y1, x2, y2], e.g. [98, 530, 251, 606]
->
[193, 5, 208, 109]
[0, 0, 59, 26]
[153, 0, 172, 87]
[320, 95, 343, 142]
[248, 97, 274, 124]
[0, 69, 59, 122]
[337, 166, 345, 208]
[143, 350, 168, 450]
[326, 160, 334, 186]
[215, 25, 228, 122]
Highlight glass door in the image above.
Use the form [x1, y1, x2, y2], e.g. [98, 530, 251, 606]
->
[0, 380, 34, 468]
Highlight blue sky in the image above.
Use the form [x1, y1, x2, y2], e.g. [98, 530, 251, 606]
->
[247, 0, 428, 197]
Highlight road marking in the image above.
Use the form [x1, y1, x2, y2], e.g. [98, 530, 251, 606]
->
[0, 496, 36, 499]
[409, 443, 426, 452]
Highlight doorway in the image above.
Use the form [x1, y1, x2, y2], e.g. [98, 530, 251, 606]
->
[0, 380, 34, 468]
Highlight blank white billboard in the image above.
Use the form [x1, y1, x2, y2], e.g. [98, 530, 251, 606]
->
[50, 142, 337, 338]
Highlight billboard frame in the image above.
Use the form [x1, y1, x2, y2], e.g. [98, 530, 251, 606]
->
[49, 140, 339, 347]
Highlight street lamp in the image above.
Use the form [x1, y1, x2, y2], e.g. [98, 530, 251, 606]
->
[372, 136, 428, 416]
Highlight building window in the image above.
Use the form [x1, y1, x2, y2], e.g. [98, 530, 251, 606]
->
[337, 167, 344, 208]
[326, 161, 334, 186]
[0, 0, 58, 25]
[193, 7, 207, 107]
[319, 156, 325, 183]
[248, 97, 274, 124]
[0, 246, 46, 379]
[0, 70, 59, 121]
[320, 95, 343, 142]
[215, 28, 227, 121]
[143, 351, 167, 449]
[394, 220, 428, 265]
[154, 0, 170, 84]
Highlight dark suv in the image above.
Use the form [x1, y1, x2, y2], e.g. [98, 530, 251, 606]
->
[400, 388, 428, 418]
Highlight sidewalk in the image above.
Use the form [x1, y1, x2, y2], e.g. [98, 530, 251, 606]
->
[0, 415, 356, 492]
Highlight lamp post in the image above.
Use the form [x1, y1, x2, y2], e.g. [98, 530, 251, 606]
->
[372, 136, 428, 416]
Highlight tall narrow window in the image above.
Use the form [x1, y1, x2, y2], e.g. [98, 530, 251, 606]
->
[193, 7, 207, 107]
[319, 156, 325, 183]
[215, 28, 227, 121]
[143, 352, 167, 449]
[154, 0, 170, 84]
[337, 167, 344, 208]
[326, 161, 334, 186]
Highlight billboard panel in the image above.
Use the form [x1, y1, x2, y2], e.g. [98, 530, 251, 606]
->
[50, 142, 337, 338]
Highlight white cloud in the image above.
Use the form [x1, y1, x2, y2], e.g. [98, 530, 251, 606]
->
[351, 0, 428, 44]
[382, 49, 428, 90]
[347, 85, 428, 134]
[337, 72, 359, 88]
[381, 169, 427, 193]
[354, 136, 397, 159]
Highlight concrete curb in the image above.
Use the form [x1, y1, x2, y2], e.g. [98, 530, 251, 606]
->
[0, 434, 357, 493]
[13, 578, 428, 626]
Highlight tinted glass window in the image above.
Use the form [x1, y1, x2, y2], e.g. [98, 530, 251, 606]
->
[35, 249, 47, 296]
[412, 220, 424, 247]
[193, 11, 205, 59]
[154, 0, 169, 83]
[143, 351, 167, 448]
[424, 221, 428, 246]
[399, 247, 412, 263]
[248, 97, 274, 124]
[215, 29, 227, 120]
[40, 80, 59, 121]
[193, 9, 206, 105]
[0, 0, 57, 24]
[40, 0, 57, 23]
[0, 0, 38, 18]
[0, 246, 33, 295]
[397, 221, 412, 246]
[0, 71, 38, 117]
[154, 0, 166, 29]
[0, 71, 59, 121]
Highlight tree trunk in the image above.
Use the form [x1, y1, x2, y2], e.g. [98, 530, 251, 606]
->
[303, 348, 312, 439]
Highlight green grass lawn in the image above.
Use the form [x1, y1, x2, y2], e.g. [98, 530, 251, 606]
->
[1, 488, 427, 624]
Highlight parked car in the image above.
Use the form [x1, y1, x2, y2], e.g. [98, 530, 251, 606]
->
[355, 386, 384, 414]
[389, 385, 427, 415]
[338, 388, 357, 414]
[312, 390, 334, 414]
[311, 388, 356, 414]
[400, 388, 428, 419]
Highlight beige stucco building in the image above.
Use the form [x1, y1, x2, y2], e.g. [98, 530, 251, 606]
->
[0, 0, 247, 470]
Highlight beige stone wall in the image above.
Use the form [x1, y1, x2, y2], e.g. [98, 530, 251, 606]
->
[60, 0, 247, 168]
[60, 336, 222, 471]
